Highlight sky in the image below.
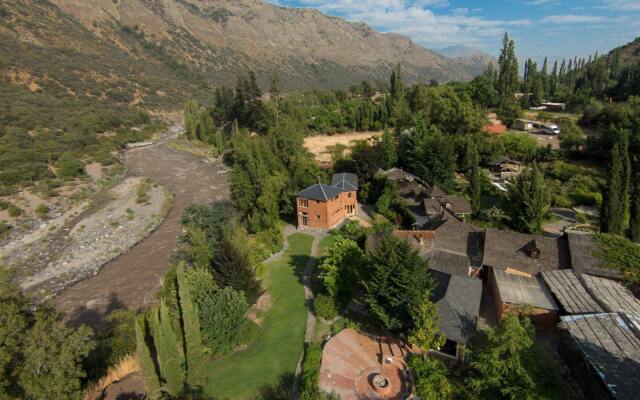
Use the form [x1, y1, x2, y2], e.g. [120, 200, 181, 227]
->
[266, 0, 640, 63]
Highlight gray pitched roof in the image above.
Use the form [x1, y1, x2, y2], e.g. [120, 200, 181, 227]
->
[425, 249, 471, 277]
[424, 198, 442, 216]
[431, 270, 483, 344]
[483, 228, 570, 275]
[330, 173, 358, 191]
[445, 197, 472, 215]
[567, 231, 624, 279]
[296, 184, 343, 201]
[433, 219, 480, 261]
[560, 313, 640, 400]
[542, 270, 605, 314]
[425, 185, 447, 198]
[382, 167, 420, 182]
[493, 268, 559, 310]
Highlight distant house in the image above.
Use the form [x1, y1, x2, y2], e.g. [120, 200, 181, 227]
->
[484, 157, 524, 179]
[430, 270, 483, 359]
[482, 124, 507, 135]
[295, 173, 358, 230]
[422, 185, 472, 223]
[488, 268, 559, 329]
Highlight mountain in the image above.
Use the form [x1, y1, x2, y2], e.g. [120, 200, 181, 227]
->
[437, 44, 487, 59]
[437, 44, 497, 71]
[0, 0, 487, 112]
[615, 36, 640, 65]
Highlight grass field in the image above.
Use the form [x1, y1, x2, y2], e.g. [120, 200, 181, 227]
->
[205, 233, 313, 399]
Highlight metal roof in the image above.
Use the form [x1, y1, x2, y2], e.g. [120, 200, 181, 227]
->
[493, 268, 559, 311]
[330, 173, 358, 191]
[296, 184, 343, 201]
[561, 313, 640, 400]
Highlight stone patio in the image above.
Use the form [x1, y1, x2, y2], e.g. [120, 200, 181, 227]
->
[319, 329, 412, 400]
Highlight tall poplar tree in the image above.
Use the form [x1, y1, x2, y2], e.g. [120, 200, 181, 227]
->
[496, 33, 520, 126]
[630, 161, 640, 243]
[601, 142, 626, 235]
[467, 140, 482, 216]
[508, 163, 548, 234]
[135, 316, 162, 397]
[378, 128, 397, 170]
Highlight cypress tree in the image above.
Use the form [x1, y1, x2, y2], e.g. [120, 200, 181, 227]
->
[212, 238, 263, 304]
[135, 316, 162, 398]
[176, 263, 206, 389]
[630, 163, 640, 243]
[151, 302, 185, 396]
[467, 141, 482, 216]
[601, 143, 626, 235]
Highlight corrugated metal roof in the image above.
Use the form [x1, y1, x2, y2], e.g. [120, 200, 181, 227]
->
[493, 268, 559, 310]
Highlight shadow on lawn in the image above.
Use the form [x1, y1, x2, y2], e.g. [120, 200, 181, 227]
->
[255, 373, 295, 400]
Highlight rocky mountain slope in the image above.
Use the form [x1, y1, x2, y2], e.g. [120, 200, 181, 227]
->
[616, 36, 640, 65]
[437, 44, 497, 73]
[1, 0, 489, 106]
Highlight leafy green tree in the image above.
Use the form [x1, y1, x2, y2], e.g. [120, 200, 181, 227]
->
[601, 142, 626, 234]
[184, 100, 199, 140]
[508, 164, 548, 234]
[378, 128, 397, 170]
[151, 301, 185, 395]
[408, 299, 445, 351]
[497, 132, 538, 161]
[558, 120, 585, 153]
[496, 33, 521, 126]
[467, 140, 482, 215]
[408, 355, 453, 400]
[0, 269, 94, 400]
[319, 236, 366, 301]
[390, 63, 403, 100]
[468, 313, 559, 400]
[631, 164, 640, 243]
[361, 235, 433, 332]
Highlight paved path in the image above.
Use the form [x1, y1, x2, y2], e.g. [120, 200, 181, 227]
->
[54, 130, 230, 327]
[292, 230, 327, 399]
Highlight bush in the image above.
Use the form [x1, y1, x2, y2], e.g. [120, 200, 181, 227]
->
[7, 204, 22, 218]
[314, 294, 338, 320]
[85, 310, 137, 380]
[497, 132, 538, 161]
[300, 343, 323, 393]
[54, 152, 85, 178]
[0, 220, 10, 238]
[35, 204, 49, 218]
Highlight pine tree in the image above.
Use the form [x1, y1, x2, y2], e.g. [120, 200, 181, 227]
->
[135, 316, 162, 397]
[213, 237, 263, 304]
[601, 142, 626, 235]
[176, 263, 206, 389]
[467, 140, 482, 215]
[509, 163, 548, 234]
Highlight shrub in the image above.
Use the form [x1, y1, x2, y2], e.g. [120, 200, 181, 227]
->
[7, 204, 22, 218]
[55, 152, 85, 178]
[85, 310, 137, 380]
[314, 294, 339, 321]
[0, 220, 10, 238]
[300, 343, 323, 393]
[35, 204, 49, 218]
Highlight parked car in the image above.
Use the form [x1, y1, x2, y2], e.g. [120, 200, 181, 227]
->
[541, 124, 561, 135]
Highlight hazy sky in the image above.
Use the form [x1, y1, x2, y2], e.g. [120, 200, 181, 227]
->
[266, 0, 640, 62]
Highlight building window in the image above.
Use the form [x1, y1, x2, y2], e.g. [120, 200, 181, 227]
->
[302, 212, 308, 226]
[348, 192, 352, 198]
[316, 214, 321, 220]
[299, 198, 309, 208]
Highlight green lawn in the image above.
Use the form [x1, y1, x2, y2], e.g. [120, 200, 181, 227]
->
[205, 233, 313, 399]
[318, 234, 337, 257]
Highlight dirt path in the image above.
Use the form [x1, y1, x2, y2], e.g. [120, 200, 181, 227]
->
[54, 132, 230, 327]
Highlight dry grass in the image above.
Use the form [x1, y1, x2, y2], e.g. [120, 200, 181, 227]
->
[304, 131, 382, 166]
[83, 354, 140, 400]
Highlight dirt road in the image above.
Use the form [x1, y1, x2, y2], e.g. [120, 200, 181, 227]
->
[54, 132, 230, 326]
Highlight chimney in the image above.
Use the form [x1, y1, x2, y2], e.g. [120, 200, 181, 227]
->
[526, 239, 541, 259]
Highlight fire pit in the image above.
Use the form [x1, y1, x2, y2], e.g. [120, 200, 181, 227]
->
[372, 374, 389, 389]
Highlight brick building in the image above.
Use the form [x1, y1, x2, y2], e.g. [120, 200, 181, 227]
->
[295, 173, 358, 230]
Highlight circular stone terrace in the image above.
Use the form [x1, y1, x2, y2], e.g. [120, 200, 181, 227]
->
[319, 329, 412, 400]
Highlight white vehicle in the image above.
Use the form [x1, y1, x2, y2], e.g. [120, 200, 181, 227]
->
[541, 124, 561, 135]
